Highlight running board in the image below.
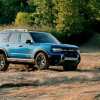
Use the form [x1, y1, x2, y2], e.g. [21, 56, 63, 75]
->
[7, 58, 34, 63]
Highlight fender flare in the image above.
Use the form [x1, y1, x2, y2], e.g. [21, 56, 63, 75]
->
[33, 50, 49, 59]
[0, 48, 8, 57]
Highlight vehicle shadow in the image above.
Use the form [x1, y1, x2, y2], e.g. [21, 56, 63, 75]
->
[7, 64, 100, 73]
[77, 68, 100, 73]
[48, 68, 64, 72]
[48, 66, 100, 73]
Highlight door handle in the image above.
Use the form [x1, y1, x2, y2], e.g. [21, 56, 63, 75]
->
[19, 45, 23, 47]
[6, 44, 9, 47]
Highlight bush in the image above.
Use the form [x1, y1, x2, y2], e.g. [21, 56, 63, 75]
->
[15, 12, 34, 26]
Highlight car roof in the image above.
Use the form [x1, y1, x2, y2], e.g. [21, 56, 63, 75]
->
[1, 29, 48, 34]
[29, 31, 48, 34]
[1, 29, 28, 32]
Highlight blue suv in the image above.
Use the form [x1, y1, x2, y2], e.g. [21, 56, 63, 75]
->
[0, 29, 80, 71]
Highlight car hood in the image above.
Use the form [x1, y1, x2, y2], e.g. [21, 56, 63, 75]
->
[52, 44, 79, 49]
[34, 43, 79, 49]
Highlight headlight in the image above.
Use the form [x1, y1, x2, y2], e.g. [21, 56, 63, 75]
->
[52, 48, 63, 52]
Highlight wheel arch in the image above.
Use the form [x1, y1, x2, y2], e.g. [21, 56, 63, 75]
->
[0, 49, 8, 57]
[34, 50, 49, 59]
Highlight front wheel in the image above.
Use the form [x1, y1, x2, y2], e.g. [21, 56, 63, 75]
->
[0, 53, 9, 71]
[34, 52, 49, 70]
[63, 64, 78, 71]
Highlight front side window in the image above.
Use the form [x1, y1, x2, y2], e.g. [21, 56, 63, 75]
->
[21, 33, 33, 43]
[0, 32, 10, 42]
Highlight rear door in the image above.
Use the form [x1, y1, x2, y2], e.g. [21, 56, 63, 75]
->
[7, 32, 21, 58]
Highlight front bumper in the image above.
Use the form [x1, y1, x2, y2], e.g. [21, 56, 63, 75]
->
[49, 53, 80, 66]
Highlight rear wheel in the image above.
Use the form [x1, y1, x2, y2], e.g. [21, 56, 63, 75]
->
[34, 52, 49, 70]
[0, 53, 9, 71]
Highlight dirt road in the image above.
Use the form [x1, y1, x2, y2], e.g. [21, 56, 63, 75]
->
[0, 53, 100, 100]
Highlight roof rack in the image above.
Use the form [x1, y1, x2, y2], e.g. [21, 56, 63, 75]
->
[2, 29, 28, 32]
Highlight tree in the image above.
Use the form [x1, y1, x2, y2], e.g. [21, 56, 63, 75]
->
[53, 0, 85, 35]
[0, 0, 31, 24]
[0, 0, 4, 24]
[0, 0, 21, 24]
[15, 12, 34, 26]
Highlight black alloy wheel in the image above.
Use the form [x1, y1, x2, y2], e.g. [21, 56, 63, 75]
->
[35, 52, 49, 70]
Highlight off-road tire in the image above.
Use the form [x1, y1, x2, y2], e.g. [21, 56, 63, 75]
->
[0, 53, 9, 71]
[34, 52, 49, 70]
[63, 64, 78, 71]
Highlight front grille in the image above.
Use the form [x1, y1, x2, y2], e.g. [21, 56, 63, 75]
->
[64, 51, 78, 58]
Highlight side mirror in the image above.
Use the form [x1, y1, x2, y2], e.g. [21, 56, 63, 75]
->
[26, 40, 32, 44]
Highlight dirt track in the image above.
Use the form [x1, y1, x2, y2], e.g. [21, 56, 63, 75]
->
[0, 53, 100, 100]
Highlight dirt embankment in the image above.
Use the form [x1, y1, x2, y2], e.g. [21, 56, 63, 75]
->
[0, 53, 100, 100]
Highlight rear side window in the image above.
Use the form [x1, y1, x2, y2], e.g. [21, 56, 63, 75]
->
[0, 32, 10, 42]
[9, 33, 19, 43]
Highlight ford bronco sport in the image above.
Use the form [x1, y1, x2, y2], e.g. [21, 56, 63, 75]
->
[0, 29, 80, 71]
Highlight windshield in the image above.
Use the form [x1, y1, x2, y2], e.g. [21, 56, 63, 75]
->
[30, 32, 60, 44]
[0, 32, 10, 42]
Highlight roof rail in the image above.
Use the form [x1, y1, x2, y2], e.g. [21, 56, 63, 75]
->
[2, 29, 28, 32]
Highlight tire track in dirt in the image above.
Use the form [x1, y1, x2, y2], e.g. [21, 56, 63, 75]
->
[4, 82, 100, 100]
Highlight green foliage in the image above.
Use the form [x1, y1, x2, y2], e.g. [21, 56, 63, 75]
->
[28, 0, 37, 12]
[52, 0, 87, 35]
[32, 0, 56, 27]
[0, 0, 32, 24]
[0, 0, 21, 24]
[54, 0, 72, 32]
[15, 12, 34, 26]
[0, 0, 100, 43]
[0, 0, 4, 24]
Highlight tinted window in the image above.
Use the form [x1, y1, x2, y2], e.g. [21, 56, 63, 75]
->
[0, 32, 10, 42]
[21, 33, 33, 43]
[31, 32, 60, 44]
[9, 33, 19, 43]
